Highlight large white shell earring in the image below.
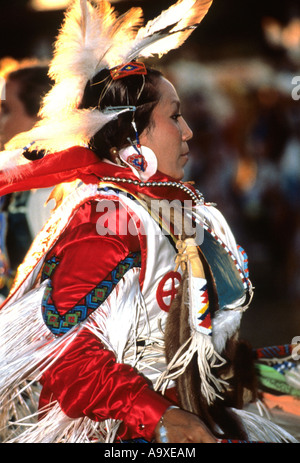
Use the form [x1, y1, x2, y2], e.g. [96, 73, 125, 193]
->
[119, 144, 157, 181]
[119, 120, 157, 181]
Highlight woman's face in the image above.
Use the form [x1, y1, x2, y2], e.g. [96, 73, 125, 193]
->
[139, 77, 193, 180]
[0, 79, 38, 149]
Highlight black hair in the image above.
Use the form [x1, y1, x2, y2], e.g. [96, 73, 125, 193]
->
[80, 66, 163, 160]
[8, 66, 52, 117]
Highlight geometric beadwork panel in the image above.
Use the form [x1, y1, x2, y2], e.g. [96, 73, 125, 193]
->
[41, 251, 141, 337]
[41, 256, 60, 281]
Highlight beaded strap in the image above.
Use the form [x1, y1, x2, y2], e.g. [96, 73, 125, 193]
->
[100, 176, 204, 205]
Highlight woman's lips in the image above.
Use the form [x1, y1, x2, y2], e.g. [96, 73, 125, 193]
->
[180, 152, 189, 160]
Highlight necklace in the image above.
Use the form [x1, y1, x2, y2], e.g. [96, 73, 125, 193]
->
[100, 176, 204, 205]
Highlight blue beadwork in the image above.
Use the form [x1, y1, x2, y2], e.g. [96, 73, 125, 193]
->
[41, 252, 141, 337]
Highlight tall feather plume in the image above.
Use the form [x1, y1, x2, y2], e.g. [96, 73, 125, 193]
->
[1, 0, 213, 160]
[40, 0, 117, 119]
[122, 0, 213, 62]
[40, 1, 144, 119]
[40, 0, 212, 120]
[5, 1, 144, 154]
[104, 7, 144, 69]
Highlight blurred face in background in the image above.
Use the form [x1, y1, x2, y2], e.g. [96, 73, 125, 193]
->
[0, 78, 38, 149]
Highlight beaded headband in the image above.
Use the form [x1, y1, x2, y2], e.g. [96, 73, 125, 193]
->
[110, 61, 147, 81]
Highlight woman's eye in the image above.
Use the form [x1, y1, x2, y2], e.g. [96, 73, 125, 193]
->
[171, 113, 182, 121]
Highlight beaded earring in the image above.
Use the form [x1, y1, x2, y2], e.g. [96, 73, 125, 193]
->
[119, 120, 157, 181]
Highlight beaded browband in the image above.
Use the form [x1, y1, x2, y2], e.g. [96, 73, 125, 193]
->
[110, 61, 147, 80]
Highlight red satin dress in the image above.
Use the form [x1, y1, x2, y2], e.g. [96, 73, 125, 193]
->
[38, 198, 175, 442]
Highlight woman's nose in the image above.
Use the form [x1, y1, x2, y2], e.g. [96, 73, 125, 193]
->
[181, 118, 193, 141]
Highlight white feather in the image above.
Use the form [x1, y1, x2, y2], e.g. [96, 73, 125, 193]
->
[123, 0, 213, 61]
[232, 408, 298, 443]
[212, 309, 242, 354]
[40, 0, 213, 120]
[6, 108, 125, 154]
[40, 0, 116, 119]
[3, 0, 213, 161]
[139, 0, 197, 36]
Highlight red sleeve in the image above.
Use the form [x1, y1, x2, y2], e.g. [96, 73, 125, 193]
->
[39, 329, 171, 441]
[40, 199, 171, 441]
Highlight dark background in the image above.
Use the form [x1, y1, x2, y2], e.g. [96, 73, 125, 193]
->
[1, 0, 300, 349]
[0, 0, 299, 61]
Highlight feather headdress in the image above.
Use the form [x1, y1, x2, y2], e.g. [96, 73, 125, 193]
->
[4, 0, 213, 158]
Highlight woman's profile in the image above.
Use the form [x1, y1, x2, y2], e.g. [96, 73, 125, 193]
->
[0, 0, 297, 444]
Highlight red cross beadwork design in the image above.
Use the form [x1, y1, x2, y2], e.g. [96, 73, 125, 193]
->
[156, 271, 182, 312]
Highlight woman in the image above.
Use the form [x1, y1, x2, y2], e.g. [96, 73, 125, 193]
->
[39, 70, 221, 444]
[0, 0, 296, 443]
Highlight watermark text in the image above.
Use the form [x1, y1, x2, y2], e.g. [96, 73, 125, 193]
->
[292, 336, 300, 360]
[292, 76, 300, 101]
[95, 196, 204, 244]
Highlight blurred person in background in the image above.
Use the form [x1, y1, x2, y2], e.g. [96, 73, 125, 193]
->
[0, 59, 53, 298]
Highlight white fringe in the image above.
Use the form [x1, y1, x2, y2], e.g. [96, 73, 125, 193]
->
[0, 281, 55, 391]
[154, 331, 227, 405]
[232, 408, 299, 443]
[0, 266, 160, 443]
[84, 268, 147, 361]
[4, 401, 121, 443]
[85, 268, 169, 385]
[0, 281, 87, 442]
